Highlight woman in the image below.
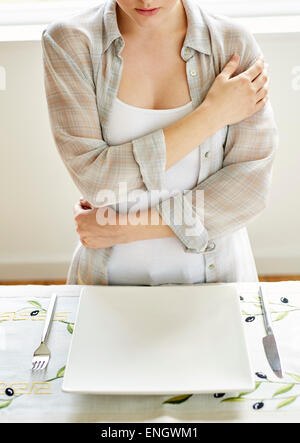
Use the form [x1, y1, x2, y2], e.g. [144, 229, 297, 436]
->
[41, 0, 278, 285]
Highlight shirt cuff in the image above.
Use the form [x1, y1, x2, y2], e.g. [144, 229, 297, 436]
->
[155, 191, 212, 253]
[132, 127, 167, 191]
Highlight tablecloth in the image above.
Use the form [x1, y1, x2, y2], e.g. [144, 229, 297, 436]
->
[1, 282, 300, 423]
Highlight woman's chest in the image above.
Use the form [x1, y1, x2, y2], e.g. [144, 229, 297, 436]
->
[99, 43, 228, 184]
[116, 43, 192, 110]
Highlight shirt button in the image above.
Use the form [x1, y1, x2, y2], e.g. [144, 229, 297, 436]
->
[208, 264, 215, 270]
[190, 70, 197, 77]
[205, 241, 216, 252]
[204, 151, 210, 158]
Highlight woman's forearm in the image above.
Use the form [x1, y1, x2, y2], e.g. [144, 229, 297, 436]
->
[122, 207, 177, 243]
[163, 56, 268, 171]
[164, 101, 223, 170]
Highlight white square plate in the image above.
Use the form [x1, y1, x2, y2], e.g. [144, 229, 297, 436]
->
[62, 284, 254, 395]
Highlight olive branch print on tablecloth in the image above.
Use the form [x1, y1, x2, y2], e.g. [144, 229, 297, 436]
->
[0, 366, 66, 410]
[27, 300, 74, 334]
[164, 294, 300, 409]
[0, 300, 74, 334]
[0, 299, 71, 411]
[240, 294, 300, 323]
[163, 373, 300, 410]
[220, 372, 300, 410]
[1, 295, 299, 412]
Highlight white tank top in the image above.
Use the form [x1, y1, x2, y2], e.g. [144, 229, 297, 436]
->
[105, 96, 205, 285]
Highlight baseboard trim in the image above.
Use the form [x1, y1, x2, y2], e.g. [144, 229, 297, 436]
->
[1, 276, 300, 285]
[255, 256, 300, 275]
[0, 256, 299, 282]
[0, 261, 69, 281]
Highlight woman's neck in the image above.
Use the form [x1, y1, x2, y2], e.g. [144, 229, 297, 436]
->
[116, 0, 188, 44]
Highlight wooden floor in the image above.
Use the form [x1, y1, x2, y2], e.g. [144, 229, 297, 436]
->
[0, 276, 299, 285]
[259, 275, 300, 282]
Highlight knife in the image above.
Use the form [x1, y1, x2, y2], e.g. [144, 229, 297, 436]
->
[259, 285, 283, 378]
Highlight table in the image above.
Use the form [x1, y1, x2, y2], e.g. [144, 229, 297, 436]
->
[0, 282, 300, 423]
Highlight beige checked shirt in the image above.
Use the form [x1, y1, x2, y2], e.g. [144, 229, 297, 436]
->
[41, 0, 279, 285]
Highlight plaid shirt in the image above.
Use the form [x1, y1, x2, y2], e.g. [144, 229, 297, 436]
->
[41, 0, 279, 285]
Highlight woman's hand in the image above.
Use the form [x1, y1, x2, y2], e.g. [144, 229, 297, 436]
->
[203, 54, 269, 127]
[73, 198, 128, 249]
[73, 198, 177, 248]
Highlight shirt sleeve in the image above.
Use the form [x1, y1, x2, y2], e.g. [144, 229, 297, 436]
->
[41, 26, 166, 208]
[154, 28, 279, 253]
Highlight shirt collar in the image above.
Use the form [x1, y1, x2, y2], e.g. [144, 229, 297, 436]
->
[102, 0, 211, 56]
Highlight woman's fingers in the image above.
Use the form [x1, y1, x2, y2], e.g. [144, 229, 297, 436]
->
[79, 196, 92, 205]
[79, 197, 93, 209]
[81, 203, 92, 210]
[252, 65, 269, 91]
[255, 95, 269, 112]
[73, 201, 85, 216]
[220, 53, 240, 80]
[243, 56, 265, 81]
[256, 83, 269, 102]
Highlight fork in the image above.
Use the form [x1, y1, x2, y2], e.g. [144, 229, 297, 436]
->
[32, 293, 57, 371]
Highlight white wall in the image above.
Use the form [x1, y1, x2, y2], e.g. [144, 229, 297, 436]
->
[248, 32, 300, 274]
[0, 24, 300, 280]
